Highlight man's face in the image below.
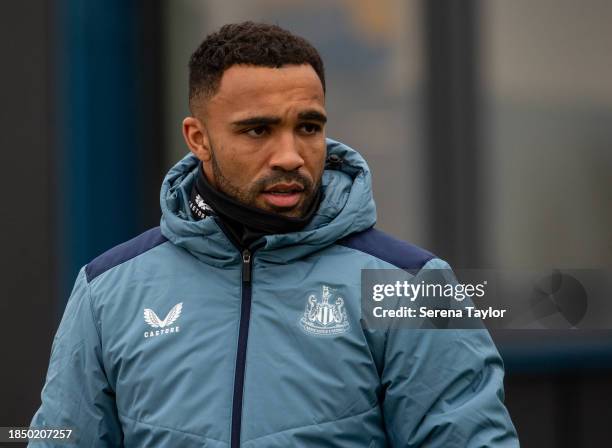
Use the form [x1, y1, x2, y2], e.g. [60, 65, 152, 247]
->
[184, 64, 327, 218]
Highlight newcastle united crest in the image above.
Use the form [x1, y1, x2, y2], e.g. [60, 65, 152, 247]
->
[300, 285, 350, 335]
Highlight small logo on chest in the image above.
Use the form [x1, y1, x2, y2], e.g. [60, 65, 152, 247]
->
[300, 286, 349, 336]
[143, 302, 182, 338]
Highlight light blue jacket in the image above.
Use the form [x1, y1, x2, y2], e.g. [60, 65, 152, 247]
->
[30, 139, 518, 447]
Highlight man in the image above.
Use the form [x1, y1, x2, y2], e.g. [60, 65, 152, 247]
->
[30, 22, 518, 447]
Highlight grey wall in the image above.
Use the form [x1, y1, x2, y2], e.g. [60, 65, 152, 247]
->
[0, 0, 56, 429]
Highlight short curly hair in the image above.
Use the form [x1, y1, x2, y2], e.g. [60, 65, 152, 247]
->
[188, 21, 325, 110]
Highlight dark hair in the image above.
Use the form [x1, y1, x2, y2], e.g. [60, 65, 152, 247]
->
[188, 21, 325, 110]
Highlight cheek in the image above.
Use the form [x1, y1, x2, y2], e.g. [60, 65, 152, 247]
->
[215, 140, 262, 184]
[304, 140, 327, 179]
[223, 156, 259, 186]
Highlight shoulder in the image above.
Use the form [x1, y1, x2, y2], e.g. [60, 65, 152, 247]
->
[85, 226, 168, 283]
[336, 227, 436, 271]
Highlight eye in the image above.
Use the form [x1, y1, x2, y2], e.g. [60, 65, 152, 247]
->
[245, 126, 269, 138]
[299, 123, 322, 135]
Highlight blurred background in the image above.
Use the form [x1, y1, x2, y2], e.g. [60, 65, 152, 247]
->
[1, 0, 611, 446]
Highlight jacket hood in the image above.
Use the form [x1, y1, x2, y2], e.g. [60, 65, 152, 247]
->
[160, 138, 377, 266]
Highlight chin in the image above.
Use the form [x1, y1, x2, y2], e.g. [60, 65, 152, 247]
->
[262, 204, 303, 218]
[268, 207, 300, 218]
[279, 210, 303, 218]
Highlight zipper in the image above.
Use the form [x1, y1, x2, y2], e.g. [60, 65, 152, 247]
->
[210, 216, 262, 448]
[241, 249, 251, 283]
[231, 248, 253, 448]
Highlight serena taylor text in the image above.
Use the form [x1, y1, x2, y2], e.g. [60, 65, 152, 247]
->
[373, 306, 506, 319]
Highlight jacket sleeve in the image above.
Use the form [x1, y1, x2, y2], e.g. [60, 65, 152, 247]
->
[28, 267, 123, 447]
[381, 258, 519, 447]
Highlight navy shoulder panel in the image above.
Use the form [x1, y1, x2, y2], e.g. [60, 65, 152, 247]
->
[85, 226, 168, 282]
[337, 227, 436, 270]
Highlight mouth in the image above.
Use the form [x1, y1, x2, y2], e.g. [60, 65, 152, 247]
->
[261, 183, 305, 208]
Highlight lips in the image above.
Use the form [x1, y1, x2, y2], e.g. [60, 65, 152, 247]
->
[261, 183, 304, 208]
[264, 183, 304, 194]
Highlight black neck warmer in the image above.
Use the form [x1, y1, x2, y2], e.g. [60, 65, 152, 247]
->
[189, 163, 322, 248]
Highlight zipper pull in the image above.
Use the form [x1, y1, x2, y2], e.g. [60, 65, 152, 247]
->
[242, 249, 252, 283]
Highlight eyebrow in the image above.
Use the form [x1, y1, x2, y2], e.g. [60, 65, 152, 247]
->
[231, 116, 281, 128]
[298, 110, 327, 124]
[231, 110, 327, 128]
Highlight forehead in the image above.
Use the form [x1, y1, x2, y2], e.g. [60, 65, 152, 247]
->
[206, 64, 325, 118]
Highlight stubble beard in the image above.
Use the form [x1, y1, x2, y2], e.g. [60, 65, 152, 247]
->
[209, 146, 319, 219]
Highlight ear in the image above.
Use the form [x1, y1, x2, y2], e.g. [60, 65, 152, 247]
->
[182, 116, 211, 162]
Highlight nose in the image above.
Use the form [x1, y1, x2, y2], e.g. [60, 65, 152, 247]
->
[268, 131, 304, 172]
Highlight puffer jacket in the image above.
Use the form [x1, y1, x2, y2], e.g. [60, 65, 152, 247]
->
[29, 138, 518, 447]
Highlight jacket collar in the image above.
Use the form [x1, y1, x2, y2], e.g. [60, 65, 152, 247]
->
[189, 161, 322, 248]
[160, 138, 377, 266]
